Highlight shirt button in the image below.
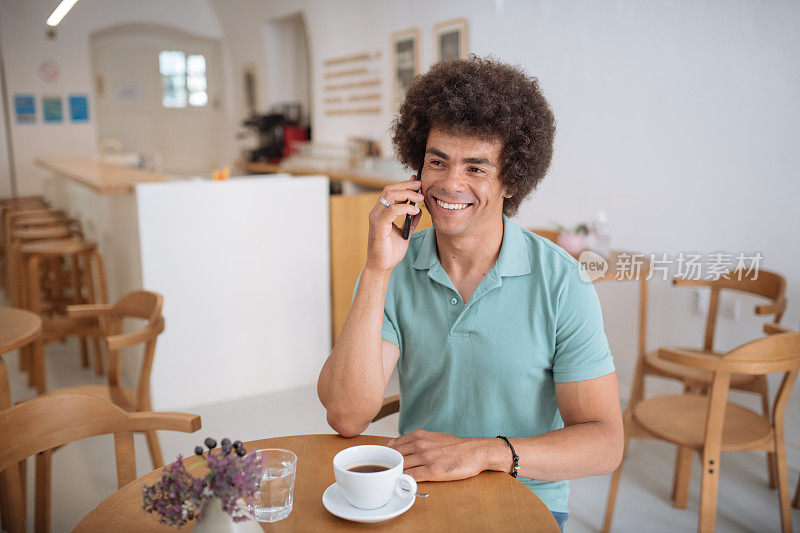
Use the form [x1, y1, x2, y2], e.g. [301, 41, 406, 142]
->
[450, 298, 458, 305]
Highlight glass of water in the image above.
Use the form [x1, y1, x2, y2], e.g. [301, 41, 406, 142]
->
[249, 448, 297, 522]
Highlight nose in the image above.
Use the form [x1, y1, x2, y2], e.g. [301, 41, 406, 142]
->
[437, 166, 467, 195]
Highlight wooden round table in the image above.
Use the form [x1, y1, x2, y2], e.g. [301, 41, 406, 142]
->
[0, 306, 42, 408]
[75, 434, 559, 532]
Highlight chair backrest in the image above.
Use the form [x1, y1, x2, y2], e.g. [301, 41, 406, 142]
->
[673, 268, 787, 351]
[529, 227, 560, 243]
[660, 332, 800, 435]
[0, 393, 200, 488]
[104, 291, 165, 409]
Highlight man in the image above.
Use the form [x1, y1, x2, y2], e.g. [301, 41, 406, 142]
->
[317, 57, 623, 529]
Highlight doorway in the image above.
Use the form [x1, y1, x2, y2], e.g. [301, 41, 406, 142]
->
[261, 13, 311, 127]
[91, 24, 223, 175]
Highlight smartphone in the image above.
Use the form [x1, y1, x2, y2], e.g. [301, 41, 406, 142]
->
[402, 156, 425, 240]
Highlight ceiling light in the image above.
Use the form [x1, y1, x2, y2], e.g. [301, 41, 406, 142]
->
[46, 0, 79, 27]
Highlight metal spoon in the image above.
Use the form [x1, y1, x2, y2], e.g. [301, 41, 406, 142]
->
[415, 492, 430, 498]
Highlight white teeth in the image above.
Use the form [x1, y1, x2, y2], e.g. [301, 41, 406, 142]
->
[435, 198, 470, 210]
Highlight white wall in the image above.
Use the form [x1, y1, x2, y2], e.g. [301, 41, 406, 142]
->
[211, 0, 800, 466]
[261, 13, 310, 121]
[0, 0, 223, 194]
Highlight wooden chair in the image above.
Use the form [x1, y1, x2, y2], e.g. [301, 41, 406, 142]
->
[0, 307, 42, 532]
[529, 227, 560, 243]
[371, 395, 400, 422]
[604, 331, 800, 533]
[46, 290, 166, 468]
[0, 393, 200, 533]
[763, 322, 800, 509]
[628, 268, 786, 505]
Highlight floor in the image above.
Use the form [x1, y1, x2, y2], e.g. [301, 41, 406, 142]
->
[4, 338, 799, 533]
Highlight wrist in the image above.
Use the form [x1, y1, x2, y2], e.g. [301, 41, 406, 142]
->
[482, 437, 514, 473]
[362, 265, 394, 279]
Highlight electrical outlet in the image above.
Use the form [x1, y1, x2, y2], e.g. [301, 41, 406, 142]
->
[693, 289, 709, 315]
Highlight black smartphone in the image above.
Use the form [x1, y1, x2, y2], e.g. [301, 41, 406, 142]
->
[402, 156, 425, 240]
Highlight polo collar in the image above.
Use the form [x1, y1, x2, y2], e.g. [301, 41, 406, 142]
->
[412, 215, 531, 277]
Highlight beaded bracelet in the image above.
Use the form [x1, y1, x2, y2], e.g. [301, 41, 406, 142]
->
[496, 435, 520, 478]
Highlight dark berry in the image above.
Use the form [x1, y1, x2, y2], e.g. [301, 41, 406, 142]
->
[221, 438, 231, 448]
[194, 446, 204, 456]
[233, 440, 243, 450]
[236, 446, 246, 457]
[204, 438, 217, 449]
[222, 444, 232, 455]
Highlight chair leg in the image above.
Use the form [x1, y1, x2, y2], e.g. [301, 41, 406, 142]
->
[145, 430, 164, 469]
[18, 458, 26, 515]
[758, 378, 777, 489]
[31, 338, 46, 394]
[602, 457, 624, 533]
[774, 433, 793, 532]
[672, 446, 693, 508]
[0, 464, 25, 533]
[698, 454, 720, 533]
[602, 414, 633, 533]
[91, 337, 104, 376]
[671, 383, 695, 508]
[79, 337, 89, 368]
[35, 451, 51, 533]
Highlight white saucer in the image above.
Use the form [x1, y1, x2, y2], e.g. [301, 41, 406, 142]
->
[322, 483, 415, 523]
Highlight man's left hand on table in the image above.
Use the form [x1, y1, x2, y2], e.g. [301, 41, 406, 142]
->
[387, 430, 509, 482]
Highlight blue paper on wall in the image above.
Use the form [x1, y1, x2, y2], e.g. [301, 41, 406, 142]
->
[14, 94, 35, 124]
[43, 96, 63, 123]
[69, 95, 89, 122]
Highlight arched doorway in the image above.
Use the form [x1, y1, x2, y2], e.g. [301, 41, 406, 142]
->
[91, 24, 223, 175]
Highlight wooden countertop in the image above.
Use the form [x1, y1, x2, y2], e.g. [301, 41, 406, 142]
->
[36, 158, 170, 195]
[239, 161, 398, 190]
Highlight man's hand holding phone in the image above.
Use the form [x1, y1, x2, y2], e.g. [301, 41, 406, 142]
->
[366, 178, 424, 273]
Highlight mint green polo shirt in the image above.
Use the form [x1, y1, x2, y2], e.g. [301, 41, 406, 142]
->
[378, 215, 615, 513]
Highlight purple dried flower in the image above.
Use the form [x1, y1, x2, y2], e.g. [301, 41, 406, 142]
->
[142, 441, 266, 526]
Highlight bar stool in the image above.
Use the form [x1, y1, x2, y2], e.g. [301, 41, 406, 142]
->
[1, 208, 65, 293]
[19, 238, 107, 389]
[6, 224, 79, 309]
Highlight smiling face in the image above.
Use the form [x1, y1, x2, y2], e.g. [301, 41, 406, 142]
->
[421, 127, 510, 239]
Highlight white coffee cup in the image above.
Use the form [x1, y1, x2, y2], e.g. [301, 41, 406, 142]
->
[333, 445, 417, 510]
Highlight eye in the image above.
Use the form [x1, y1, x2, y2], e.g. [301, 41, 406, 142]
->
[468, 166, 484, 173]
[430, 160, 444, 166]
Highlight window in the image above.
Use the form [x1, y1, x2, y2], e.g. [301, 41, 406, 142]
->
[158, 51, 208, 108]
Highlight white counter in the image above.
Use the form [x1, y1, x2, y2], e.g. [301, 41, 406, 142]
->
[136, 175, 331, 410]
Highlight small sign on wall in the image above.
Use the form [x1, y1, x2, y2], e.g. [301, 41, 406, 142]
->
[14, 94, 36, 124]
[69, 94, 89, 121]
[42, 96, 63, 123]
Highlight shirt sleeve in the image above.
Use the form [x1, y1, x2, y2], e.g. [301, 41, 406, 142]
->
[552, 267, 615, 383]
[352, 270, 400, 348]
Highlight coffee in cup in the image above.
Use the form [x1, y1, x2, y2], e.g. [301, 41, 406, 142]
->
[333, 445, 417, 509]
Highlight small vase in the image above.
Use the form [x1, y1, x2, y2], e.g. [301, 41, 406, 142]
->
[193, 498, 262, 533]
[556, 232, 586, 257]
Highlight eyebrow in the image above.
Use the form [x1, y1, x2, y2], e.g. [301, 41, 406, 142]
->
[426, 148, 495, 167]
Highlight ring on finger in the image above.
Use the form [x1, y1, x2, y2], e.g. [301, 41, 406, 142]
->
[379, 196, 392, 208]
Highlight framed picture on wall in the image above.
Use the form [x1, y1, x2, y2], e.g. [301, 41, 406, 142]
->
[434, 18, 468, 62]
[391, 28, 420, 110]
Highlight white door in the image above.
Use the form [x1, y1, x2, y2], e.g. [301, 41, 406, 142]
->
[91, 25, 222, 175]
